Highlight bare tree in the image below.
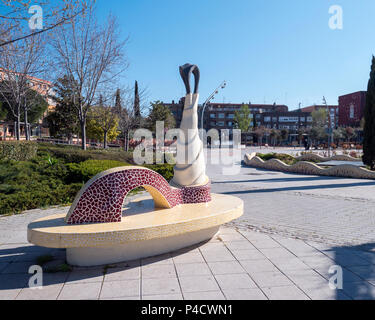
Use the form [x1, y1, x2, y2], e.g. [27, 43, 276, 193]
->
[0, 0, 89, 48]
[0, 28, 47, 140]
[52, 4, 128, 150]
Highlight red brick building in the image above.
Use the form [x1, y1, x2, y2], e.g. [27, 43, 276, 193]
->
[338, 91, 366, 127]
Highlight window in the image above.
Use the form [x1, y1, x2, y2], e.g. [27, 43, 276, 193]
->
[210, 114, 215, 119]
[218, 113, 225, 119]
[227, 114, 234, 119]
[217, 121, 225, 126]
[349, 104, 355, 119]
[227, 122, 233, 127]
[264, 116, 271, 122]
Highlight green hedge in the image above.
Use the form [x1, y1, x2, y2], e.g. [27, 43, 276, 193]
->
[0, 141, 38, 161]
[256, 153, 297, 165]
[37, 143, 134, 164]
[0, 155, 175, 215]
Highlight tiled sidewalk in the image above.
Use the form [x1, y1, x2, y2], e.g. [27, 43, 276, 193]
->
[1, 226, 375, 300]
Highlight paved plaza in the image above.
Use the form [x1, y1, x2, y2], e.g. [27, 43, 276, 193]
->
[1, 147, 375, 300]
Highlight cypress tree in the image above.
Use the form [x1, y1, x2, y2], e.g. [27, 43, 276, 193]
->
[133, 80, 141, 128]
[363, 56, 375, 170]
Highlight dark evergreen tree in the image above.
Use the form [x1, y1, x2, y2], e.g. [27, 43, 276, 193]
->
[363, 56, 375, 170]
[133, 80, 141, 128]
[114, 88, 122, 115]
[45, 76, 80, 142]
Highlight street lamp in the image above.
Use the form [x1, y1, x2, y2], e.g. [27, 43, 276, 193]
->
[322, 96, 333, 157]
[200, 80, 227, 132]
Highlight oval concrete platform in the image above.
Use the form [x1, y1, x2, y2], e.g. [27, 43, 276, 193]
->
[27, 194, 243, 266]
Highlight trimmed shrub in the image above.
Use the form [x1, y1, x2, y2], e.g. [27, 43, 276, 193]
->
[0, 141, 38, 161]
[37, 143, 134, 164]
[66, 160, 130, 183]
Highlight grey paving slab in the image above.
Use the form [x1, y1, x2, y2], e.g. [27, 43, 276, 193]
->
[142, 264, 177, 279]
[183, 291, 226, 300]
[58, 282, 102, 300]
[179, 275, 220, 293]
[16, 284, 63, 300]
[262, 286, 310, 300]
[100, 279, 140, 299]
[249, 271, 295, 288]
[142, 294, 183, 300]
[215, 274, 257, 290]
[208, 261, 246, 275]
[65, 269, 104, 284]
[223, 288, 268, 300]
[142, 277, 181, 296]
[175, 263, 211, 277]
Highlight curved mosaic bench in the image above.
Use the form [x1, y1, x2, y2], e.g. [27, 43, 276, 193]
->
[28, 194, 243, 266]
[66, 166, 211, 224]
[244, 153, 375, 180]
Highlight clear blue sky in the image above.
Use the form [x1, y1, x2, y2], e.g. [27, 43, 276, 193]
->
[95, 0, 375, 110]
[8, 0, 375, 110]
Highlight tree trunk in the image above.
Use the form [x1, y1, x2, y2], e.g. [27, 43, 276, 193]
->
[16, 117, 21, 141]
[103, 130, 108, 149]
[24, 108, 30, 141]
[80, 119, 87, 150]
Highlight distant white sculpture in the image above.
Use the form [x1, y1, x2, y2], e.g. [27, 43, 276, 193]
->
[170, 64, 209, 187]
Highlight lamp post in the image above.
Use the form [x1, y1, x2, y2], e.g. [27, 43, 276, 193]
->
[200, 80, 227, 132]
[322, 96, 333, 157]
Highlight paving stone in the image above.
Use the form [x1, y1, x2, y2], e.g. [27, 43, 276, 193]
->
[142, 277, 180, 296]
[262, 286, 310, 300]
[270, 257, 311, 272]
[223, 288, 268, 300]
[200, 249, 235, 262]
[341, 281, 375, 300]
[104, 266, 140, 281]
[58, 282, 102, 300]
[215, 273, 257, 290]
[141, 253, 174, 266]
[172, 252, 206, 264]
[179, 275, 220, 293]
[250, 239, 282, 249]
[240, 259, 278, 273]
[142, 294, 183, 300]
[259, 248, 296, 260]
[224, 240, 255, 251]
[16, 284, 63, 300]
[228, 249, 265, 261]
[175, 263, 211, 277]
[100, 279, 140, 299]
[347, 265, 375, 281]
[208, 261, 245, 275]
[183, 291, 226, 300]
[142, 264, 177, 279]
[250, 271, 294, 288]
[66, 268, 104, 284]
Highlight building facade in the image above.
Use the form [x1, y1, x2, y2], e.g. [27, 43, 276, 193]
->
[0, 69, 54, 140]
[301, 105, 339, 128]
[338, 91, 366, 127]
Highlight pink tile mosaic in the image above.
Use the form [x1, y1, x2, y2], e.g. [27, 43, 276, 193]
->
[66, 168, 211, 224]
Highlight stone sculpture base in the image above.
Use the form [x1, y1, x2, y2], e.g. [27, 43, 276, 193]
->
[28, 194, 243, 267]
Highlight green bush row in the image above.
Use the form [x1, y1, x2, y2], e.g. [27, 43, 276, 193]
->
[0, 141, 38, 161]
[0, 155, 175, 215]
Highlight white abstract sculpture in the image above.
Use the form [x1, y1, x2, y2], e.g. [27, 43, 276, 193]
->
[170, 64, 209, 187]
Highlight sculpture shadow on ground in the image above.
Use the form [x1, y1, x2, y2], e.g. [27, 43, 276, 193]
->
[323, 242, 375, 300]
